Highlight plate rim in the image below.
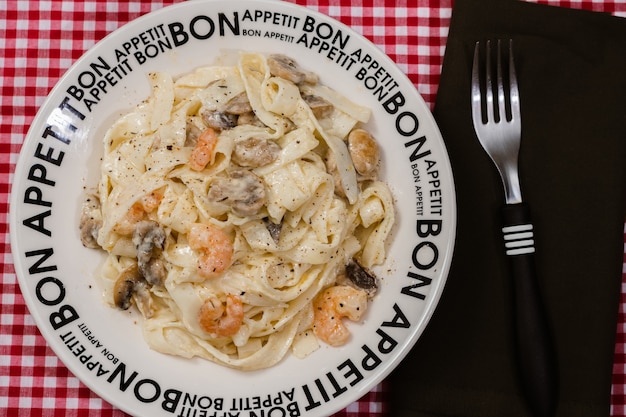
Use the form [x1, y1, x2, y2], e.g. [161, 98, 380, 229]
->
[8, 0, 457, 415]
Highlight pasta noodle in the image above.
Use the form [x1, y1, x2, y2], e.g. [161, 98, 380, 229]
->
[79, 52, 395, 370]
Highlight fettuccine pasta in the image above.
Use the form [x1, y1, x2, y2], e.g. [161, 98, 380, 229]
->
[79, 52, 395, 370]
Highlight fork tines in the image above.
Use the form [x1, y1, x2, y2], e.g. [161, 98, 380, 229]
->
[471, 39, 522, 205]
[472, 39, 520, 126]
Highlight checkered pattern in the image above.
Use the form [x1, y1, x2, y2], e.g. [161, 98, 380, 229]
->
[611, 223, 626, 415]
[0, 0, 624, 416]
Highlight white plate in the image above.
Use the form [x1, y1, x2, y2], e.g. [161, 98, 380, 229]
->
[9, 1, 456, 416]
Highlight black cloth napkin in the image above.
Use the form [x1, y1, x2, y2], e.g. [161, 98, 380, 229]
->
[389, 0, 626, 416]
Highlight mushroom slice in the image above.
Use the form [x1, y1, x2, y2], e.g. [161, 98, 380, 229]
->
[132, 220, 166, 286]
[237, 112, 265, 128]
[113, 263, 142, 310]
[267, 54, 318, 85]
[202, 109, 238, 131]
[264, 218, 282, 243]
[132, 280, 155, 318]
[302, 94, 333, 119]
[185, 119, 202, 147]
[345, 259, 378, 296]
[79, 194, 102, 249]
[232, 137, 281, 168]
[208, 169, 266, 217]
[347, 128, 380, 176]
[112, 263, 154, 318]
[223, 92, 253, 115]
[80, 218, 101, 248]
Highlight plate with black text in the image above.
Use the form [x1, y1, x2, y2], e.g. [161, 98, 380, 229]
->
[9, 1, 456, 416]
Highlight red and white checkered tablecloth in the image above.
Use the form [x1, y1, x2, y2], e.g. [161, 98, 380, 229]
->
[1, 0, 625, 416]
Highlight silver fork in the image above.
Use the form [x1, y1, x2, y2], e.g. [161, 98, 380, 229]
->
[471, 40, 557, 417]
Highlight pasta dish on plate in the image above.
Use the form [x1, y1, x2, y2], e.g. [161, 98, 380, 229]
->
[79, 52, 395, 370]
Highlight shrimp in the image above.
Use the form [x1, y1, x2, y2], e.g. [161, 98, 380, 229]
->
[139, 189, 164, 213]
[189, 127, 219, 171]
[113, 203, 146, 235]
[188, 223, 234, 278]
[113, 189, 164, 235]
[198, 294, 244, 337]
[312, 285, 368, 347]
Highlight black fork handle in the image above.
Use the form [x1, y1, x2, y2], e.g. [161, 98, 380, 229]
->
[502, 203, 558, 417]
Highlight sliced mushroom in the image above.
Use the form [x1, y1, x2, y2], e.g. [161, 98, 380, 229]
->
[185, 119, 202, 147]
[113, 263, 142, 310]
[237, 112, 265, 128]
[202, 109, 238, 131]
[347, 128, 380, 176]
[223, 92, 253, 115]
[302, 94, 333, 119]
[344, 259, 378, 296]
[80, 218, 101, 249]
[232, 137, 281, 168]
[132, 220, 166, 286]
[264, 218, 282, 243]
[132, 279, 154, 318]
[207, 169, 266, 216]
[267, 54, 318, 85]
[141, 258, 166, 286]
[112, 263, 154, 317]
[79, 194, 102, 249]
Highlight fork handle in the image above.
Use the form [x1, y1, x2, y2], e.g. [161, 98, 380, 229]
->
[502, 203, 558, 417]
